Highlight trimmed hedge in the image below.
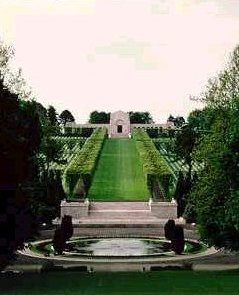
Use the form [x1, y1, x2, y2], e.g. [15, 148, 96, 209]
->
[171, 225, 185, 254]
[164, 219, 176, 240]
[133, 129, 172, 199]
[63, 128, 106, 199]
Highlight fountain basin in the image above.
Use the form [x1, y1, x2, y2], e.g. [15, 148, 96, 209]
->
[31, 237, 206, 259]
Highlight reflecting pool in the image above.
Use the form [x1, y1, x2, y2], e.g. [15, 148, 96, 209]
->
[33, 237, 205, 258]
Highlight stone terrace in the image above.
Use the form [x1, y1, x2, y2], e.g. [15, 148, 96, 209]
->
[66, 201, 178, 227]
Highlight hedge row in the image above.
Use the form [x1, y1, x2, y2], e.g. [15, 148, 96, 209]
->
[133, 129, 152, 141]
[63, 128, 106, 199]
[133, 129, 172, 199]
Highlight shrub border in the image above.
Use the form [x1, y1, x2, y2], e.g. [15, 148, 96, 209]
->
[63, 128, 106, 200]
[133, 129, 172, 199]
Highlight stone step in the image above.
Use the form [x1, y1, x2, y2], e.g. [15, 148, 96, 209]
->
[72, 227, 168, 237]
[53, 220, 190, 230]
[88, 210, 152, 219]
[76, 217, 166, 228]
[80, 218, 162, 223]
[53, 217, 168, 228]
[90, 202, 149, 211]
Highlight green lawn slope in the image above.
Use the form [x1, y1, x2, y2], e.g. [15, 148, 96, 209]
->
[88, 139, 149, 201]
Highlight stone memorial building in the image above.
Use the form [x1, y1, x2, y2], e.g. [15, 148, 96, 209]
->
[65, 110, 173, 136]
[109, 111, 131, 138]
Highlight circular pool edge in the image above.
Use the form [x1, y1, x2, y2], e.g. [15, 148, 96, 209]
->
[18, 236, 217, 263]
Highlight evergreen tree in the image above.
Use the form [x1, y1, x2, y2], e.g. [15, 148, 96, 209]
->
[47, 105, 59, 126]
[0, 79, 41, 269]
[129, 111, 153, 123]
[59, 109, 75, 126]
[189, 45, 239, 249]
[88, 110, 110, 123]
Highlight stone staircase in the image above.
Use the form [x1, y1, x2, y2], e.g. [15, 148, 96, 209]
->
[90, 201, 149, 211]
[78, 202, 166, 227]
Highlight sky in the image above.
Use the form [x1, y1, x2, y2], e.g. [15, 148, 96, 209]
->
[0, 0, 239, 123]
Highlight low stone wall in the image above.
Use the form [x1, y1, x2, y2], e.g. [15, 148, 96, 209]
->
[60, 199, 89, 219]
[150, 199, 177, 219]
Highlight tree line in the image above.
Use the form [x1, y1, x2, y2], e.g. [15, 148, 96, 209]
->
[0, 42, 76, 268]
[173, 46, 239, 250]
[88, 110, 154, 124]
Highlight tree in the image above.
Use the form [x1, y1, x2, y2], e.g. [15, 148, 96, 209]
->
[39, 135, 64, 175]
[0, 41, 69, 268]
[32, 103, 67, 225]
[34, 102, 48, 122]
[174, 125, 196, 181]
[45, 171, 66, 220]
[174, 116, 185, 128]
[0, 41, 32, 100]
[174, 171, 186, 217]
[187, 109, 204, 130]
[0, 78, 41, 269]
[89, 111, 110, 123]
[129, 111, 153, 123]
[170, 125, 197, 217]
[167, 114, 175, 124]
[167, 115, 185, 128]
[59, 109, 75, 126]
[47, 105, 59, 126]
[188, 45, 239, 249]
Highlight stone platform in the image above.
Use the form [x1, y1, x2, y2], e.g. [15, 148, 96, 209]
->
[57, 201, 178, 228]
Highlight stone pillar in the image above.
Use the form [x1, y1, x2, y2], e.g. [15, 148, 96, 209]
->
[60, 199, 89, 219]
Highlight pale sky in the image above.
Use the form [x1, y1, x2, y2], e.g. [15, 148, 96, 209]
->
[0, 0, 239, 123]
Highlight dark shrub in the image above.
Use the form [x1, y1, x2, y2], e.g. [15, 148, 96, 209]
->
[171, 225, 185, 254]
[52, 215, 73, 255]
[164, 219, 175, 240]
[61, 215, 73, 241]
[52, 228, 66, 255]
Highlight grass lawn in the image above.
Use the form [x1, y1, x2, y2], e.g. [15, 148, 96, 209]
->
[88, 139, 149, 201]
[1, 271, 239, 294]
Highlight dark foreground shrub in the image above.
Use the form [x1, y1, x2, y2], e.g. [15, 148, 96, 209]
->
[171, 225, 185, 254]
[61, 215, 73, 241]
[164, 219, 175, 240]
[52, 228, 66, 255]
[52, 215, 73, 254]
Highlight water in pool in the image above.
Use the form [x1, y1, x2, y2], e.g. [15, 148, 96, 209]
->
[65, 238, 172, 256]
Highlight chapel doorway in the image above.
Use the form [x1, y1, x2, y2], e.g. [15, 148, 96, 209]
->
[117, 125, 123, 133]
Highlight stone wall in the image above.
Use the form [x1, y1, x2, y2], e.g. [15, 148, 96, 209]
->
[131, 122, 174, 131]
[64, 123, 109, 134]
[150, 200, 177, 219]
[60, 199, 89, 219]
[64, 112, 175, 136]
